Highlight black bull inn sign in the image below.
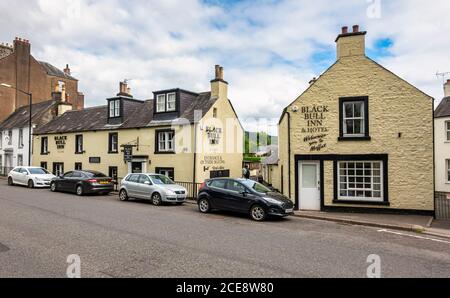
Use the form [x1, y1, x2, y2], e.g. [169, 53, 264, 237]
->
[301, 105, 330, 152]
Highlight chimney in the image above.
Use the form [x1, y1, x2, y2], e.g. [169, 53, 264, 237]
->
[64, 64, 71, 76]
[210, 64, 228, 100]
[117, 81, 133, 98]
[335, 25, 366, 59]
[445, 79, 450, 98]
[13, 37, 31, 109]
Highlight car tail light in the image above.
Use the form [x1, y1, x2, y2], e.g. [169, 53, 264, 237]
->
[88, 179, 98, 183]
[199, 182, 206, 190]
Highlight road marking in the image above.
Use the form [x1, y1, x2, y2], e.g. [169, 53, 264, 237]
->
[378, 229, 450, 244]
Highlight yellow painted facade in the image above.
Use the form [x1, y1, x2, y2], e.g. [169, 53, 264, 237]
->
[32, 68, 244, 190]
[278, 27, 434, 213]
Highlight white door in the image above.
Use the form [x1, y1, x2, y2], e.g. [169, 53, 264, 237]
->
[299, 161, 321, 211]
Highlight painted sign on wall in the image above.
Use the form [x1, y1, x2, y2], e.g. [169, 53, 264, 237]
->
[301, 105, 329, 152]
[55, 136, 67, 150]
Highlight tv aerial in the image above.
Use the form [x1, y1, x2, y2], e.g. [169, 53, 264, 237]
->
[436, 71, 450, 83]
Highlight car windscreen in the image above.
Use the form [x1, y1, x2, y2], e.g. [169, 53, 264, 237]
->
[241, 180, 272, 194]
[150, 175, 174, 185]
[28, 168, 50, 175]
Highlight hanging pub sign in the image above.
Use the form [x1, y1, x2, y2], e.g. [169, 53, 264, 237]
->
[123, 145, 133, 162]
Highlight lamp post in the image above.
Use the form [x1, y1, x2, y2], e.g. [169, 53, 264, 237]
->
[0, 83, 33, 166]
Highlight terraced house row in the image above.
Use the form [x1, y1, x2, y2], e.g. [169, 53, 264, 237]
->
[1, 26, 448, 217]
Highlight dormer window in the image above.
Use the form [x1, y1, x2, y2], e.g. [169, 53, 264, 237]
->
[156, 92, 177, 113]
[109, 99, 121, 118]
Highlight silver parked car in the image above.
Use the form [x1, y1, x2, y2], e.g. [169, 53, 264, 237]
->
[119, 173, 188, 205]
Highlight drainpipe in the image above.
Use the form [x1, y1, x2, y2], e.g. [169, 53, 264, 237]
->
[286, 111, 292, 208]
[192, 121, 198, 199]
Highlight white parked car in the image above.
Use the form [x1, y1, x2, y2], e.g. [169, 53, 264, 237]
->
[119, 173, 188, 205]
[8, 167, 56, 188]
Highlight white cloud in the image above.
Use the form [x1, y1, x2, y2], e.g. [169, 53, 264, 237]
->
[0, 0, 449, 132]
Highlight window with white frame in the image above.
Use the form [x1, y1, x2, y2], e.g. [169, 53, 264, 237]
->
[41, 137, 48, 154]
[8, 130, 12, 145]
[167, 93, 176, 112]
[18, 129, 24, 148]
[343, 101, 365, 137]
[17, 154, 23, 167]
[0, 131, 2, 149]
[157, 131, 174, 152]
[447, 159, 450, 183]
[446, 121, 450, 141]
[338, 161, 383, 202]
[156, 94, 166, 113]
[75, 135, 83, 154]
[109, 100, 121, 118]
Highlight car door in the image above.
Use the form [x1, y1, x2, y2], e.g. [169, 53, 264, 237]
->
[17, 168, 28, 185]
[125, 174, 140, 198]
[59, 172, 73, 191]
[207, 179, 231, 209]
[225, 180, 254, 212]
[136, 175, 154, 200]
[69, 171, 84, 192]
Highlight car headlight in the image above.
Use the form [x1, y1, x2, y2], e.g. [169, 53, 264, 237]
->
[264, 197, 283, 205]
[165, 189, 176, 196]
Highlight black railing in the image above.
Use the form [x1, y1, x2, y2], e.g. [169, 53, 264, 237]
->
[114, 178, 201, 200]
[435, 192, 450, 220]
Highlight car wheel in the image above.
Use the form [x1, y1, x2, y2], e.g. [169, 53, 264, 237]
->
[151, 193, 162, 206]
[119, 189, 129, 201]
[50, 182, 57, 192]
[198, 198, 211, 213]
[28, 180, 34, 189]
[76, 185, 84, 196]
[250, 205, 267, 222]
[8, 177, 14, 186]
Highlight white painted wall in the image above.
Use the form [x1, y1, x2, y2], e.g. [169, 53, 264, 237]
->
[0, 126, 32, 173]
[435, 117, 450, 193]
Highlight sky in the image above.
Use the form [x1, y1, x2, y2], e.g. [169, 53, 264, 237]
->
[1, 0, 449, 134]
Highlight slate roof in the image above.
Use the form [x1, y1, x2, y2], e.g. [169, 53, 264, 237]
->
[38, 61, 77, 81]
[34, 92, 217, 135]
[435, 97, 450, 118]
[0, 100, 59, 130]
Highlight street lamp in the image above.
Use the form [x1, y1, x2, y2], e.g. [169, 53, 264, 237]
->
[0, 83, 33, 166]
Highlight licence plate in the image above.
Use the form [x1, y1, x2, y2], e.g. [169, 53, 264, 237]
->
[285, 209, 294, 213]
[99, 181, 109, 185]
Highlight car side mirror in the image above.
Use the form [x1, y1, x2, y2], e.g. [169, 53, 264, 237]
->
[241, 190, 249, 197]
[144, 181, 151, 185]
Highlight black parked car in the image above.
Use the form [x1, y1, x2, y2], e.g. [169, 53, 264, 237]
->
[50, 170, 114, 196]
[197, 178, 294, 221]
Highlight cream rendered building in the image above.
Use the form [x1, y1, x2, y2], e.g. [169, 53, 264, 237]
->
[434, 80, 450, 195]
[278, 26, 434, 214]
[33, 66, 243, 196]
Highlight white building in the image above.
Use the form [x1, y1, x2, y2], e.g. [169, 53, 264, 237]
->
[434, 79, 450, 194]
[0, 96, 71, 174]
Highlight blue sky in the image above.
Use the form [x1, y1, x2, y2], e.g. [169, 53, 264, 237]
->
[1, 0, 449, 133]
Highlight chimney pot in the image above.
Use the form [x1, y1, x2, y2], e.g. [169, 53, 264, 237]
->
[353, 25, 359, 33]
[342, 26, 348, 34]
[219, 66, 224, 80]
[215, 65, 221, 80]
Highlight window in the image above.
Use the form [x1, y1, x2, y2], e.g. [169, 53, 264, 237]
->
[40, 162, 48, 170]
[209, 179, 227, 189]
[126, 174, 140, 183]
[156, 94, 166, 113]
[53, 163, 64, 177]
[17, 154, 23, 166]
[109, 166, 118, 183]
[109, 133, 119, 153]
[338, 161, 383, 202]
[41, 137, 48, 154]
[210, 170, 230, 179]
[8, 130, 12, 145]
[18, 129, 24, 148]
[139, 175, 152, 185]
[0, 131, 2, 149]
[0, 155, 3, 174]
[156, 168, 175, 180]
[109, 99, 121, 118]
[339, 97, 369, 140]
[447, 160, 450, 183]
[167, 93, 176, 112]
[226, 180, 247, 193]
[156, 130, 175, 153]
[446, 121, 450, 141]
[75, 135, 83, 154]
[75, 162, 82, 171]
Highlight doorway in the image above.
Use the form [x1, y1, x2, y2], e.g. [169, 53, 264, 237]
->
[298, 161, 321, 211]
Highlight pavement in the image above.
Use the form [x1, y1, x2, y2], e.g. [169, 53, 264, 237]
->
[1, 181, 450, 277]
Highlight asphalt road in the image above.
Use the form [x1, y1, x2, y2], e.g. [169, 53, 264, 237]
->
[0, 181, 449, 278]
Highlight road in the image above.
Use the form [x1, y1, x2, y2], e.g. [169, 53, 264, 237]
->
[0, 181, 449, 278]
